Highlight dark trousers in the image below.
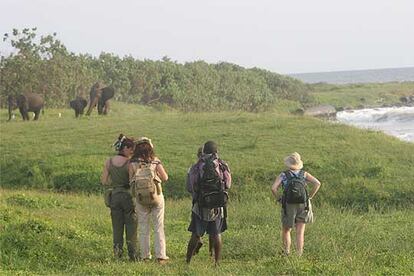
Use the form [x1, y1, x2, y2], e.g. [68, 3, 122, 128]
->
[110, 191, 138, 260]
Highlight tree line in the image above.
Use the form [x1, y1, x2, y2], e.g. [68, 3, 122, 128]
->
[0, 28, 311, 111]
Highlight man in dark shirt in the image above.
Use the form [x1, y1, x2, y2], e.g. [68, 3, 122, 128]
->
[185, 141, 232, 265]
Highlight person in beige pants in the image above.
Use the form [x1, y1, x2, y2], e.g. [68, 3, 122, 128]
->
[136, 194, 166, 261]
[129, 137, 169, 264]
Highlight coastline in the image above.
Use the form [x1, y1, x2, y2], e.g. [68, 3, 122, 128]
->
[335, 106, 414, 142]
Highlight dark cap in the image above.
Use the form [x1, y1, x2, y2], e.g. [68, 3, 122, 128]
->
[202, 141, 218, 154]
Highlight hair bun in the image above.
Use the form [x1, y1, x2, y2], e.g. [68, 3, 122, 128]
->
[113, 134, 126, 151]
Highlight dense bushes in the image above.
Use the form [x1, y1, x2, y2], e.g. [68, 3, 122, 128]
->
[0, 28, 310, 111]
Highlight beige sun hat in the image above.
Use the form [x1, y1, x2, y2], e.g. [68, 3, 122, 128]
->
[136, 137, 154, 148]
[284, 152, 303, 170]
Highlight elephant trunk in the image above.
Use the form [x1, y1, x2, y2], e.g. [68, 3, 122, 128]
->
[86, 97, 98, 115]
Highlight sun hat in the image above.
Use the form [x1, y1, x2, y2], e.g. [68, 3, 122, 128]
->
[136, 137, 154, 148]
[284, 152, 303, 170]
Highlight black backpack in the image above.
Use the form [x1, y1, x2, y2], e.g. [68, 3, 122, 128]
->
[283, 170, 308, 204]
[196, 155, 228, 209]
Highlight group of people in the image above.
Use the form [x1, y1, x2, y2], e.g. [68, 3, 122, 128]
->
[101, 134, 321, 265]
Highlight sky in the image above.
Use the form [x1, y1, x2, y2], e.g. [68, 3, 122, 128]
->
[0, 0, 413, 74]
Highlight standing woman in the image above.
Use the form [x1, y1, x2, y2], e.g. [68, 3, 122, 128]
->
[129, 137, 169, 263]
[271, 152, 321, 256]
[101, 134, 138, 261]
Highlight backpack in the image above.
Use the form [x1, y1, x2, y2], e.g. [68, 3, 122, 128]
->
[283, 170, 308, 204]
[196, 155, 228, 209]
[130, 161, 162, 206]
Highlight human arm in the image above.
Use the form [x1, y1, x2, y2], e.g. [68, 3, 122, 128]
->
[128, 162, 135, 182]
[305, 172, 321, 199]
[186, 167, 193, 193]
[220, 161, 232, 189]
[224, 170, 232, 189]
[101, 159, 111, 186]
[155, 158, 168, 182]
[271, 174, 283, 202]
[187, 164, 199, 193]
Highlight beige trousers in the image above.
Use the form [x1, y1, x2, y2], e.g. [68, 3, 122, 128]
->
[136, 195, 168, 259]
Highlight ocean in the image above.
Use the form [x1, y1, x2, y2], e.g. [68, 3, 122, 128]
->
[290, 67, 414, 84]
[336, 106, 414, 142]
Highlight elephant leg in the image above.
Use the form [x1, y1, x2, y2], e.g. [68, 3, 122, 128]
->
[19, 107, 28, 121]
[76, 106, 82, 117]
[97, 101, 103, 115]
[103, 101, 110, 115]
[34, 110, 40, 120]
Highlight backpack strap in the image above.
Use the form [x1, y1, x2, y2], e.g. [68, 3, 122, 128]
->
[284, 170, 294, 181]
[282, 171, 292, 215]
[218, 159, 229, 187]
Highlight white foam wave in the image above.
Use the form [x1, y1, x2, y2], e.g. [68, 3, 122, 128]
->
[336, 106, 414, 142]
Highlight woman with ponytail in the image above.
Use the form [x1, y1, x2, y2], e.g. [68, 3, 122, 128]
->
[101, 134, 138, 261]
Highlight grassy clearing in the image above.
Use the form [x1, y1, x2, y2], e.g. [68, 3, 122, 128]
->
[1, 102, 414, 274]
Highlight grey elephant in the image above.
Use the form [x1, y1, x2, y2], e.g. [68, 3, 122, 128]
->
[70, 96, 88, 118]
[7, 93, 44, 121]
[86, 82, 115, 115]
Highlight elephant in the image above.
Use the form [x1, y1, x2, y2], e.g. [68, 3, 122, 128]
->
[70, 96, 88, 118]
[85, 82, 115, 115]
[7, 92, 44, 121]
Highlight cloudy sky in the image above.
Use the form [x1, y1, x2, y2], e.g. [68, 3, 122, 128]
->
[1, 0, 413, 74]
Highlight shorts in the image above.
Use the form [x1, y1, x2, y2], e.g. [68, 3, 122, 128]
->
[281, 203, 308, 228]
[188, 212, 227, 236]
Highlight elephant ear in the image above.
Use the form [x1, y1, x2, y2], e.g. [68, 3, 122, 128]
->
[102, 87, 115, 99]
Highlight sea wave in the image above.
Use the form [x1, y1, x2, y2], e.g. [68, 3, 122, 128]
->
[336, 106, 414, 142]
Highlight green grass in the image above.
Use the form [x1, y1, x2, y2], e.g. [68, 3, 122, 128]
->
[1, 102, 414, 274]
[1, 189, 413, 275]
[309, 82, 414, 109]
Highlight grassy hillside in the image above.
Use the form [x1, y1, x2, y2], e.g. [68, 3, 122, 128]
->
[1, 102, 414, 274]
[309, 82, 414, 109]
